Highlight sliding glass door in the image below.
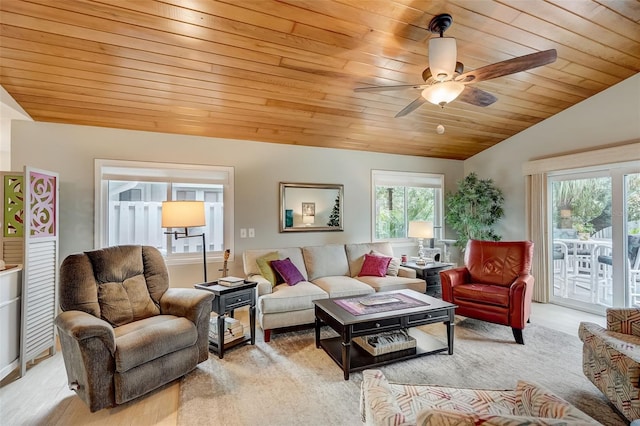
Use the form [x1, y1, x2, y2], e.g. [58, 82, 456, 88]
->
[549, 164, 640, 314]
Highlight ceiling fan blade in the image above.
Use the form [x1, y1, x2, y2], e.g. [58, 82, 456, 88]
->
[395, 96, 427, 118]
[456, 49, 557, 84]
[354, 84, 426, 93]
[458, 86, 497, 107]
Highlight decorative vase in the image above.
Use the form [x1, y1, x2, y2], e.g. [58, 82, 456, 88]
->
[285, 209, 293, 228]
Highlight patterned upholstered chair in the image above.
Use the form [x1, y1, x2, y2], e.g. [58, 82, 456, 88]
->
[579, 308, 640, 421]
[360, 369, 599, 425]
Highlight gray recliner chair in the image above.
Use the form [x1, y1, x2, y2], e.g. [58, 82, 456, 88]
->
[55, 245, 213, 412]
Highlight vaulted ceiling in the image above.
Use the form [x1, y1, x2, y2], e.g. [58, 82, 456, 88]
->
[1, 0, 638, 160]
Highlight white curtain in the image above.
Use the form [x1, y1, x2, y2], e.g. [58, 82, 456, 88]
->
[526, 173, 549, 302]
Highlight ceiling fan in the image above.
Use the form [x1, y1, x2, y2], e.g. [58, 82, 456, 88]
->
[355, 14, 557, 118]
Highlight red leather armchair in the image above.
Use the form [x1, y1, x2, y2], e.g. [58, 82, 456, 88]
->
[440, 240, 535, 344]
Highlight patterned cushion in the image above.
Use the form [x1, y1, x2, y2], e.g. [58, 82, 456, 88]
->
[515, 380, 594, 421]
[417, 410, 597, 426]
[361, 369, 599, 426]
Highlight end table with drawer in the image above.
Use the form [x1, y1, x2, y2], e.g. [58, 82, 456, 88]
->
[401, 261, 454, 298]
[195, 280, 257, 359]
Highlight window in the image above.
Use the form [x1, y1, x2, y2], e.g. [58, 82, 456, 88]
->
[95, 160, 234, 264]
[371, 170, 444, 241]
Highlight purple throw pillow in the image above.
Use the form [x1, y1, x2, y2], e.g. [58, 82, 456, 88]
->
[270, 258, 305, 286]
[358, 253, 392, 277]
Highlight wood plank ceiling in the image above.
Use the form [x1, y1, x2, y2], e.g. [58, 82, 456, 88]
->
[1, 0, 639, 160]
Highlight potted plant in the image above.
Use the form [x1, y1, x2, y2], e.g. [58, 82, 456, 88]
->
[573, 222, 594, 240]
[445, 173, 504, 251]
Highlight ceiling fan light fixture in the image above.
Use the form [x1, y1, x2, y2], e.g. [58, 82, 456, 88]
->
[428, 37, 457, 81]
[421, 81, 464, 107]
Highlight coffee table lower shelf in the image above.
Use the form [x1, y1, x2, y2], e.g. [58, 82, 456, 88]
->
[319, 328, 449, 375]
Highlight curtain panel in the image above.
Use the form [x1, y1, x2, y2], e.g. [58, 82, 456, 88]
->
[526, 173, 549, 303]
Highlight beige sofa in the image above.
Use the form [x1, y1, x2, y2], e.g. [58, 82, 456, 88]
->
[243, 242, 425, 341]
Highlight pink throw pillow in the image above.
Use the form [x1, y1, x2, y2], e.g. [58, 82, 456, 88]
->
[358, 253, 392, 277]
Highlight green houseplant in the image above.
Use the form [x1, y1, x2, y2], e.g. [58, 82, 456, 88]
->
[445, 172, 505, 250]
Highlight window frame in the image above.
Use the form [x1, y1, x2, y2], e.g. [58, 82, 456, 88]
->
[371, 169, 444, 243]
[95, 159, 234, 265]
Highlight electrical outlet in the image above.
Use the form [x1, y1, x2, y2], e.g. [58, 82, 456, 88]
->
[248, 228, 255, 238]
[240, 228, 247, 238]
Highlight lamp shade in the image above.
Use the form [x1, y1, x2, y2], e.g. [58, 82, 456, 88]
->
[428, 37, 457, 81]
[421, 81, 465, 107]
[408, 220, 434, 239]
[161, 201, 205, 228]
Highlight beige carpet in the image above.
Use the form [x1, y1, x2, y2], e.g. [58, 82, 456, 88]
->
[178, 317, 626, 426]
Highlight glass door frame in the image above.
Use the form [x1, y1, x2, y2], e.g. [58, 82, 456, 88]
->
[547, 162, 639, 314]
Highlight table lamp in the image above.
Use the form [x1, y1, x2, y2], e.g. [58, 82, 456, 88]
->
[162, 201, 208, 282]
[408, 220, 434, 261]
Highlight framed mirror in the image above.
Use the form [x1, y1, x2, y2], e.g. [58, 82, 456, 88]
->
[279, 182, 343, 232]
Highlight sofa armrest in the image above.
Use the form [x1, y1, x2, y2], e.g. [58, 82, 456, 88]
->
[248, 274, 273, 296]
[55, 310, 116, 355]
[580, 321, 640, 364]
[360, 369, 407, 426]
[397, 266, 416, 279]
[161, 288, 214, 363]
[607, 308, 640, 337]
[160, 288, 213, 322]
[439, 267, 469, 302]
[55, 310, 117, 411]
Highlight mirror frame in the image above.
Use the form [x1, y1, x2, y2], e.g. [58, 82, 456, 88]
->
[279, 182, 344, 232]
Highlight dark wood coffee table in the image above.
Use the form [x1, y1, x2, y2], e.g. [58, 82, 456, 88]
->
[314, 289, 456, 380]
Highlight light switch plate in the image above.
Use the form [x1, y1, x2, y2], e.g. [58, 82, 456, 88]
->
[240, 228, 247, 238]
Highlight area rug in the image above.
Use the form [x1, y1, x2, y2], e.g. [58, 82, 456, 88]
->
[177, 317, 626, 425]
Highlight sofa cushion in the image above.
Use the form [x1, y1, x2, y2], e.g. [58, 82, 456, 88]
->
[256, 251, 280, 287]
[453, 283, 510, 307]
[86, 245, 161, 327]
[243, 247, 307, 281]
[356, 275, 426, 293]
[303, 244, 350, 281]
[312, 276, 375, 299]
[114, 315, 197, 373]
[464, 240, 533, 287]
[359, 253, 391, 277]
[258, 281, 328, 314]
[515, 380, 597, 422]
[271, 258, 305, 286]
[346, 242, 396, 278]
[371, 250, 400, 276]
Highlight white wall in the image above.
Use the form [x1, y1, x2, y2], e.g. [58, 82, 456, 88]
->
[10, 121, 464, 286]
[464, 73, 640, 241]
[0, 86, 31, 171]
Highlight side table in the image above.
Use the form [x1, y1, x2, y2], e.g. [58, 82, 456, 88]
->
[401, 261, 454, 298]
[195, 280, 257, 359]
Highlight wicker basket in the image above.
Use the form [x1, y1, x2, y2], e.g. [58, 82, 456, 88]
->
[353, 329, 416, 356]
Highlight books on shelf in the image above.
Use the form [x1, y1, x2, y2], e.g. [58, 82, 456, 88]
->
[209, 316, 245, 343]
[219, 276, 245, 287]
